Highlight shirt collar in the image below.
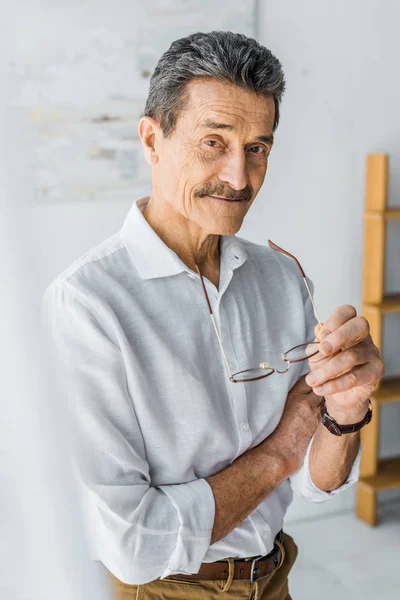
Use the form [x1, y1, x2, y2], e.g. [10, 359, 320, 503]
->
[120, 196, 247, 280]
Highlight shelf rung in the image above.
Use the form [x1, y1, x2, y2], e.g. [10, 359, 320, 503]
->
[362, 294, 400, 313]
[364, 209, 400, 220]
[372, 377, 400, 404]
[386, 208, 400, 219]
[358, 456, 400, 492]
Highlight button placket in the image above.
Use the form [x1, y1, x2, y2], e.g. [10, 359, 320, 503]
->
[202, 267, 252, 453]
[203, 278, 220, 329]
[218, 302, 252, 454]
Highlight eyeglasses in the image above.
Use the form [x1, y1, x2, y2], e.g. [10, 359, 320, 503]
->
[195, 240, 322, 383]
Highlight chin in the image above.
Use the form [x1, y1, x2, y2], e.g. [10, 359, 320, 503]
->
[203, 217, 244, 236]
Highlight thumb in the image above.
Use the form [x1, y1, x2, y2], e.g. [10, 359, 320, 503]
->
[289, 375, 323, 408]
[289, 374, 312, 394]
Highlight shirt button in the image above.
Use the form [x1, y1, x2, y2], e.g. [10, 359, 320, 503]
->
[241, 421, 250, 431]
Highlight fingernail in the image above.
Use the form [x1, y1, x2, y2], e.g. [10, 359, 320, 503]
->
[321, 340, 333, 353]
[306, 373, 317, 386]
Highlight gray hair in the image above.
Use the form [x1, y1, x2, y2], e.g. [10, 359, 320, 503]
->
[143, 30, 286, 138]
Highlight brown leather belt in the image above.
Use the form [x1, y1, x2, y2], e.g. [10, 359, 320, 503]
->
[164, 529, 285, 584]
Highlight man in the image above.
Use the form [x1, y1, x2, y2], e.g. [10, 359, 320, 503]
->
[42, 31, 383, 600]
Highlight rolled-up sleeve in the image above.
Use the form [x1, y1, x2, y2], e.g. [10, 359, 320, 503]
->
[289, 433, 361, 502]
[41, 283, 215, 584]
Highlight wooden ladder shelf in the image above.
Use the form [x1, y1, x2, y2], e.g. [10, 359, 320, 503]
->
[356, 154, 400, 525]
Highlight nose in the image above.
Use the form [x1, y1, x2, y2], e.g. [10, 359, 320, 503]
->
[218, 150, 249, 192]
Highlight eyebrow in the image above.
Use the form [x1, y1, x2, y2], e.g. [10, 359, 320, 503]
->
[199, 119, 274, 145]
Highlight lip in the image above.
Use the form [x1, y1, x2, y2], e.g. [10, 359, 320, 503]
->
[208, 195, 245, 202]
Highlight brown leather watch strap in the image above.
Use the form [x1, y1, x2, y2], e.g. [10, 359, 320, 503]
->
[320, 398, 373, 436]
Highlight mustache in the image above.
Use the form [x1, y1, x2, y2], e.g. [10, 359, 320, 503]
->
[196, 185, 252, 202]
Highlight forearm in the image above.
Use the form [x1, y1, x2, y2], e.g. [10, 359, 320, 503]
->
[206, 437, 290, 545]
[308, 400, 364, 491]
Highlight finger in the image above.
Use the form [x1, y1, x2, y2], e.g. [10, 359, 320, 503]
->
[307, 348, 332, 368]
[318, 316, 370, 357]
[310, 361, 382, 396]
[316, 305, 357, 339]
[314, 321, 331, 341]
[314, 322, 325, 340]
[305, 343, 377, 388]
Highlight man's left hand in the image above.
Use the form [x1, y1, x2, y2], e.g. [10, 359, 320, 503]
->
[305, 305, 384, 418]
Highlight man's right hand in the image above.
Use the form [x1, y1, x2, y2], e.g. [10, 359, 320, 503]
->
[267, 374, 322, 476]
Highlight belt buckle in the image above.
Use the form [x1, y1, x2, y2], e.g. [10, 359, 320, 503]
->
[250, 555, 264, 583]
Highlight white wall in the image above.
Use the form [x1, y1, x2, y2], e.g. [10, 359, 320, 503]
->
[32, 1, 400, 521]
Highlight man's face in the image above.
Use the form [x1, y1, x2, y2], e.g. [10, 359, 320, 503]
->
[151, 78, 275, 235]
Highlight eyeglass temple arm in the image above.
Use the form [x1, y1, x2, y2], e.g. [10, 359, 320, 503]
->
[268, 240, 322, 328]
[194, 264, 234, 379]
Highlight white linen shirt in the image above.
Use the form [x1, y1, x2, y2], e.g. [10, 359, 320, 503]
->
[42, 196, 361, 585]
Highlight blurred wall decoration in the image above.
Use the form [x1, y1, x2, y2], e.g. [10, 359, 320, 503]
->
[11, 0, 255, 204]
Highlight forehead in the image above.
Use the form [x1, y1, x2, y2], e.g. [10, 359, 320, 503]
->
[182, 78, 275, 133]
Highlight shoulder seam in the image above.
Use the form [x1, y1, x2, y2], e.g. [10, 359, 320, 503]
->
[54, 239, 126, 287]
[48, 280, 119, 349]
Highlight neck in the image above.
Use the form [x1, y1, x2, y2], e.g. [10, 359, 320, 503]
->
[142, 193, 221, 276]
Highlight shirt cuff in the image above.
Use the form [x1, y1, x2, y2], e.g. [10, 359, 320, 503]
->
[289, 433, 362, 503]
[158, 478, 215, 578]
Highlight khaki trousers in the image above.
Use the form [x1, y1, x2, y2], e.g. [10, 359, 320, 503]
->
[108, 532, 298, 600]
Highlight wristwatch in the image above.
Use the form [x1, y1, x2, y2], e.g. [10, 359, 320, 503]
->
[320, 398, 373, 436]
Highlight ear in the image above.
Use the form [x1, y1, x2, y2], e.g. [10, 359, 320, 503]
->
[138, 116, 161, 166]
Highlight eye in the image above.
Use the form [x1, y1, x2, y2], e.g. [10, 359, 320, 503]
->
[248, 145, 268, 155]
[204, 140, 219, 148]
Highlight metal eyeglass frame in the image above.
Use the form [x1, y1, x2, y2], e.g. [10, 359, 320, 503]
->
[195, 240, 323, 383]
